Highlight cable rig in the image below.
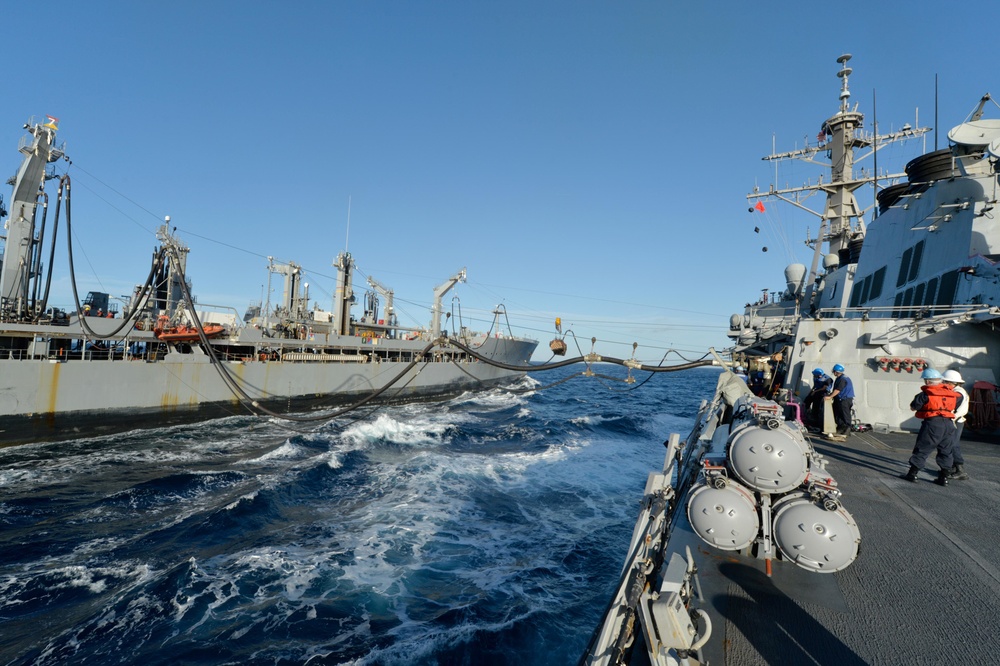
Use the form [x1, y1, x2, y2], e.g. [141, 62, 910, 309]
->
[50, 175, 718, 430]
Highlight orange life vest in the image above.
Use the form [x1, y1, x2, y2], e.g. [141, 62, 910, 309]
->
[915, 383, 959, 419]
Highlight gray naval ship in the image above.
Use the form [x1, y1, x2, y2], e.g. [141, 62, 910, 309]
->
[583, 55, 1000, 665]
[0, 117, 537, 444]
[730, 53, 999, 434]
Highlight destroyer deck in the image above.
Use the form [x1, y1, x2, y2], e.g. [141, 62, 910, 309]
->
[684, 429, 1000, 665]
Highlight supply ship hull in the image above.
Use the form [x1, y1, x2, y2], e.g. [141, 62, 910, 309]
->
[0, 328, 536, 445]
[0, 117, 537, 445]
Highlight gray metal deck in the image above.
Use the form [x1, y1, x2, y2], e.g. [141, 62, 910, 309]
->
[685, 430, 1000, 665]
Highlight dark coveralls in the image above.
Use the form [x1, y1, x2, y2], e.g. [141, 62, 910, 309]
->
[829, 373, 855, 435]
[803, 374, 833, 426]
[908, 384, 962, 471]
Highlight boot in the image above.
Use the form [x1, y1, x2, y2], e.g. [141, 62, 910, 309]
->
[935, 469, 949, 486]
[948, 464, 970, 481]
[902, 465, 919, 482]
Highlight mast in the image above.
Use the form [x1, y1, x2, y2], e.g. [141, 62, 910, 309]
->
[822, 54, 865, 260]
[748, 55, 930, 285]
[332, 251, 354, 336]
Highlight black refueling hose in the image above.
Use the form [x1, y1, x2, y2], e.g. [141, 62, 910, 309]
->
[446, 336, 715, 374]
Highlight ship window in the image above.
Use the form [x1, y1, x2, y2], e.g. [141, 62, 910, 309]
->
[908, 240, 925, 282]
[849, 281, 863, 307]
[937, 270, 959, 311]
[924, 277, 938, 307]
[897, 248, 913, 287]
[860, 275, 872, 303]
[913, 283, 925, 311]
[870, 267, 886, 300]
[902, 288, 913, 318]
[893, 292, 903, 317]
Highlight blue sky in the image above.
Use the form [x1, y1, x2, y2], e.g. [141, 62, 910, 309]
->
[3, 1, 998, 362]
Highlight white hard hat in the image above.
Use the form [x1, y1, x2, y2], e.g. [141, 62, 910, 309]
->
[942, 369, 964, 383]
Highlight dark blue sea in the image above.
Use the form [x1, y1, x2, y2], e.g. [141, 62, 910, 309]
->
[0, 366, 719, 665]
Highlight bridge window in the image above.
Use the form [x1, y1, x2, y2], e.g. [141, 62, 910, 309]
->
[924, 277, 938, 306]
[850, 279, 864, 307]
[937, 270, 959, 312]
[907, 240, 925, 282]
[897, 248, 913, 288]
[913, 283, 925, 311]
[870, 267, 886, 300]
[860, 275, 872, 303]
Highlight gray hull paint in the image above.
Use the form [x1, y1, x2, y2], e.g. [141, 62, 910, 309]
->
[0, 337, 537, 444]
[783, 317, 999, 432]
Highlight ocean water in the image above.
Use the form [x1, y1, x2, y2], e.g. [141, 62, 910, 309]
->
[0, 366, 719, 665]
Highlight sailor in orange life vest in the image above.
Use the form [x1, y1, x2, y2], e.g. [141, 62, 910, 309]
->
[902, 368, 964, 486]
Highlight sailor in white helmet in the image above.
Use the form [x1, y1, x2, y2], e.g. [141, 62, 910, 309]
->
[942, 369, 970, 481]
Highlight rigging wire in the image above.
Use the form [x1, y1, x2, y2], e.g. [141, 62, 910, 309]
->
[48, 171, 722, 432]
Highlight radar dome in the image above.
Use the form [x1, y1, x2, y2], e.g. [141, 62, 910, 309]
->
[784, 264, 807, 297]
[823, 254, 840, 270]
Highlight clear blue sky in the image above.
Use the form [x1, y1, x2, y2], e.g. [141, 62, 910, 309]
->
[3, 1, 997, 362]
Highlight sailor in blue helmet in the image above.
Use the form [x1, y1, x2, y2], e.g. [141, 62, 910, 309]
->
[803, 368, 833, 428]
[824, 364, 855, 435]
[903, 368, 963, 486]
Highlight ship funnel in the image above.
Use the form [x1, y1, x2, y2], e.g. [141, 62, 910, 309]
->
[784, 264, 807, 298]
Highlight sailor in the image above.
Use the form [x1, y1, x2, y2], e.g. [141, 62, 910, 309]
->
[803, 368, 833, 428]
[903, 368, 962, 486]
[824, 364, 855, 435]
[734, 365, 749, 382]
[943, 369, 971, 481]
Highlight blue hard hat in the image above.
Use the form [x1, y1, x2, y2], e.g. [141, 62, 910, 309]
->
[832, 364, 845, 373]
[812, 368, 825, 376]
[921, 368, 942, 380]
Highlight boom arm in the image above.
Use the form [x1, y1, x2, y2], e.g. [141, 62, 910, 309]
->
[430, 268, 466, 337]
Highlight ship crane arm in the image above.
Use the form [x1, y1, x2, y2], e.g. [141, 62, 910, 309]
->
[430, 268, 466, 337]
[366, 275, 396, 325]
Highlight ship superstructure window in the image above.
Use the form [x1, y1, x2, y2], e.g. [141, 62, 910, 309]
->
[907, 240, 924, 282]
[897, 248, 913, 288]
[895, 240, 926, 289]
[937, 270, 959, 311]
[870, 267, 886, 300]
[848, 266, 887, 308]
[859, 276, 872, 303]
[924, 277, 938, 306]
[913, 283, 925, 310]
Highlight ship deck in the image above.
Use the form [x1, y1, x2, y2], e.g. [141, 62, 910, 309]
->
[684, 429, 1000, 665]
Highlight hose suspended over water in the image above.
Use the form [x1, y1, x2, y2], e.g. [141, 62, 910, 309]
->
[446, 336, 715, 374]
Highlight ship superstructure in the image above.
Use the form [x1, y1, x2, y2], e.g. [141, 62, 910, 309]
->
[0, 118, 537, 444]
[731, 55, 1000, 433]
